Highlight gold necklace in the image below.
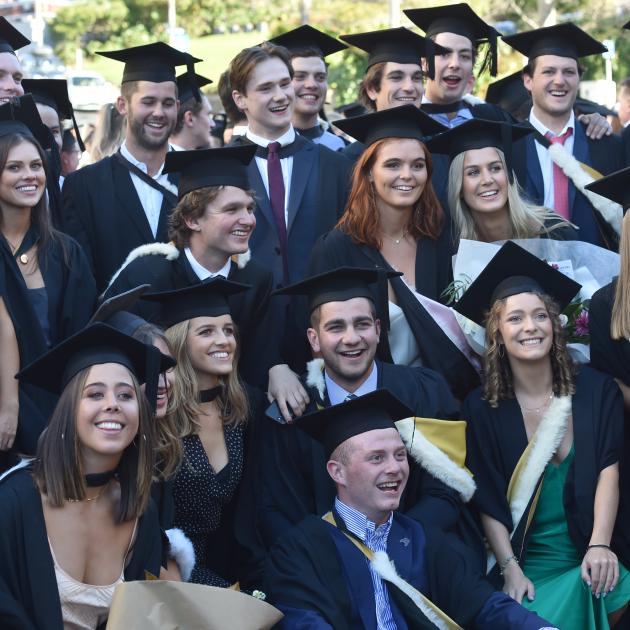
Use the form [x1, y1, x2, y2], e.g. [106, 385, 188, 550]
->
[390, 229, 407, 245]
[4, 234, 28, 264]
[66, 480, 111, 503]
[518, 391, 554, 414]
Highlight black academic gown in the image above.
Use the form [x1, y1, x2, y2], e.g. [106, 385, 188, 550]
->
[512, 121, 623, 250]
[0, 466, 163, 630]
[60, 154, 179, 292]
[103, 245, 278, 388]
[0, 227, 96, 457]
[259, 360, 463, 550]
[264, 510, 554, 629]
[464, 366, 630, 584]
[307, 228, 479, 400]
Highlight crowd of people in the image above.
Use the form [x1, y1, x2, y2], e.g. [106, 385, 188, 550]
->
[1, 4, 630, 629]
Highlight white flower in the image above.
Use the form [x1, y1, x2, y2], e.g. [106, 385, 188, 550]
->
[559, 314, 569, 328]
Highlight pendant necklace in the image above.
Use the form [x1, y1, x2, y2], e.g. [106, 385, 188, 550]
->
[66, 479, 111, 503]
[518, 391, 554, 415]
[4, 234, 28, 264]
[391, 229, 407, 245]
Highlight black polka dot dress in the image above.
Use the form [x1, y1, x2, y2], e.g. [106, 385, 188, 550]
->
[173, 424, 244, 586]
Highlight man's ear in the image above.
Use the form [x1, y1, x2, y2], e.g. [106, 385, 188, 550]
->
[307, 328, 321, 354]
[183, 109, 195, 128]
[327, 460, 345, 485]
[184, 214, 202, 232]
[116, 95, 127, 116]
[374, 318, 381, 339]
[522, 73, 533, 94]
[232, 89, 247, 112]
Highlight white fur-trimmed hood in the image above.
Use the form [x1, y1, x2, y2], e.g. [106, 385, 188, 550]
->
[396, 418, 476, 502]
[306, 358, 326, 400]
[165, 527, 195, 582]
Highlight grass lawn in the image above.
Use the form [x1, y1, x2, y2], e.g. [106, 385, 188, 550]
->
[84, 31, 263, 88]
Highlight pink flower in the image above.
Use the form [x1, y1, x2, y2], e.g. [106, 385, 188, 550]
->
[575, 310, 589, 337]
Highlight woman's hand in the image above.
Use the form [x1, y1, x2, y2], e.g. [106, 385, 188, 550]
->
[502, 562, 535, 604]
[267, 364, 309, 423]
[581, 546, 619, 597]
[0, 406, 18, 451]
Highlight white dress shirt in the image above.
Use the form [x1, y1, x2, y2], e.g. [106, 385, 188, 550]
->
[245, 126, 296, 225]
[325, 362, 378, 406]
[528, 109, 575, 211]
[120, 141, 170, 237]
[421, 96, 473, 129]
[184, 248, 231, 280]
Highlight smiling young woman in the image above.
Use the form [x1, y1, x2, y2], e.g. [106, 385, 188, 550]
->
[457, 242, 630, 629]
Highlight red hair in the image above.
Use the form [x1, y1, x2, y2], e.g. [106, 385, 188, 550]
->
[336, 138, 443, 248]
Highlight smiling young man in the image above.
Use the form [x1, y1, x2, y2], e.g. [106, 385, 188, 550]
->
[259, 268, 477, 553]
[503, 23, 624, 249]
[264, 389, 559, 630]
[270, 25, 347, 151]
[61, 43, 199, 291]
[0, 18, 28, 104]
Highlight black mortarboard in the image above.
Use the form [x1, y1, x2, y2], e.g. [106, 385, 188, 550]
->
[296, 389, 413, 458]
[404, 3, 501, 76]
[624, 21, 630, 30]
[454, 241, 581, 326]
[0, 17, 30, 54]
[426, 118, 533, 183]
[335, 102, 368, 118]
[340, 27, 446, 79]
[333, 104, 446, 147]
[89, 285, 152, 336]
[176, 71, 212, 104]
[585, 167, 630, 212]
[269, 25, 347, 58]
[142, 278, 251, 329]
[22, 78, 85, 151]
[502, 23, 607, 61]
[163, 144, 257, 198]
[272, 267, 402, 312]
[485, 70, 531, 116]
[0, 94, 51, 149]
[16, 322, 175, 399]
[98, 42, 201, 84]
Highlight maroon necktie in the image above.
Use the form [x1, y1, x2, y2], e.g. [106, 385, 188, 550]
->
[267, 141, 289, 282]
[545, 128, 573, 219]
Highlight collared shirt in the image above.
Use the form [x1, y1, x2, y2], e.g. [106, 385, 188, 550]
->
[421, 96, 473, 128]
[335, 498, 396, 630]
[184, 247, 231, 280]
[325, 362, 378, 406]
[246, 126, 296, 225]
[528, 108, 575, 211]
[120, 141, 170, 237]
[232, 124, 248, 137]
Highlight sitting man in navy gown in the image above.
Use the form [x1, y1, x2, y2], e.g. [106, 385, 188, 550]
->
[264, 389, 558, 629]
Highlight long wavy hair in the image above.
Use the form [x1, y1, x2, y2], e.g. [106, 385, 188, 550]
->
[336, 137, 443, 248]
[132, 322, 183, 481]
[165, 318, 249, 438]
[482, 291, 576, 407]
[447, 148, 572, 244]
[33, 365, 155, 522]
[611, 211, 630, 339]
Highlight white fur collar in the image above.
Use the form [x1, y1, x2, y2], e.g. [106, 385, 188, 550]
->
[162, 178, 179, 198]
[234, 248, 251, 269]
[165, 528, 195, 582]
[306, 358, 326, 400]
[487, 395, 572, 572]
[396, 418, 476, 502]
[371, 551, 456, 630]
[548, 144, 623, 236]
[462, 93, 485, 107]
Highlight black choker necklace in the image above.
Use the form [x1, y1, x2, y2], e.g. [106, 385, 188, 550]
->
[199, 386, 222, 403]
[85, 470, 117, 487]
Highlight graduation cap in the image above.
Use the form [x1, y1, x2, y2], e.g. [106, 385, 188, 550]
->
[339, 27, 446, 79]
[89, 284, 152, 337]
[163, 144, 257, 198]
[403, 3, 501, 76]
[269, 25, 347, 58]
[272, 266, 402, 312]
[485, 70, 531, 117]
[16, 322, 175, 416]
[584, 167, 630, 212]
[142, 277, 251, 329]
[454, 241, 581, 326]
[22, 78, 85, 151]
[502, 23, 607, 61]
[176, 71, 212, 104]
[296, 388, 413, 457]
[333, 104, 446, 147]
[426, 118, 533, 183]
[0, 17, 30, 54]
[98, 42, 201, 85]
[335, 101, 367, 118]
[0, 94, 52, 149]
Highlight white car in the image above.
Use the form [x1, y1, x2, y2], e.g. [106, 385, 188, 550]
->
[67, 71, 119, 111]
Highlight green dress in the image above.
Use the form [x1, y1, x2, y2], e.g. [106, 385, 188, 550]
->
[521, 447, 630, 629]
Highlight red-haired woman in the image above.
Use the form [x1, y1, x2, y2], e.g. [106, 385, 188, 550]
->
[308, 106, 478, 399]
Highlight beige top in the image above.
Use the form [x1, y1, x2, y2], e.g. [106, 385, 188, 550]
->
[49, 520, 137, 630]
[388, 300, 422, 367]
